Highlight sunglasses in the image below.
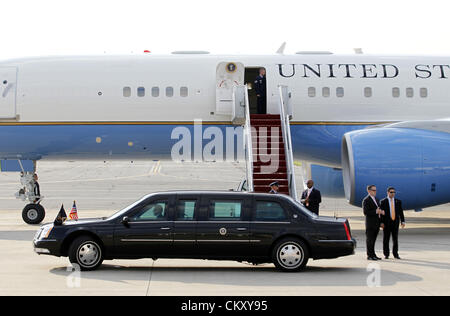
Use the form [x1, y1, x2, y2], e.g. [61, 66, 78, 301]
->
[389, 191, 396, 194]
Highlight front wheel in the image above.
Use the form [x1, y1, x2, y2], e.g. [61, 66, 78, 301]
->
[272, 238, 309, 272]
[22, 204, 45, 225]
[68, 236, 104, 271]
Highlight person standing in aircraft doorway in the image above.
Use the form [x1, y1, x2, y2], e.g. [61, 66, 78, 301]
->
[255, 68, 266, 114]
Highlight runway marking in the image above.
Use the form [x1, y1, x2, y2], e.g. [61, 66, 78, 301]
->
[150, 161, 161, 175]
[0, 163, 160, 186]
[146, 260, 155, 296]
[0, 162, 241, 186]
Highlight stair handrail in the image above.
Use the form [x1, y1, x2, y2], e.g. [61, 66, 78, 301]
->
[278, 85, 298, 200]
[242, 84, 254, 192]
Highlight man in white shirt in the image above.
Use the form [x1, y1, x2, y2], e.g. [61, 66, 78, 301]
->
[300, 180, 322, 215]
[362, 185, 385, 260]
[380, 187, 406, 259]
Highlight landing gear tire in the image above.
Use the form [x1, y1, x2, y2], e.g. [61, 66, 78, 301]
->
[272, 238, 309, 272]
[22, 204, 45, 225]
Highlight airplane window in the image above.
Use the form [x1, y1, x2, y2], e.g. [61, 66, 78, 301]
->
[166, 87, 174, 97]
[308, 87, 316, 97]
[406, 88, 414, 98]
[322, 87, 330, 97]
[364, 87, 372, 98]
[123, 87, 131, 97]
[336, 87, 344, 98]
[392, 87, 400, 98]
[137, 87, 145, 97]
[180, 87, 188, 97]
[420, 88, 428, 98]
[152, 87, 160, 97]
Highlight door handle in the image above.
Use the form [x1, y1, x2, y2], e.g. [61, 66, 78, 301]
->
[160, 227, 171, 230]
[236, 227, 248, 231]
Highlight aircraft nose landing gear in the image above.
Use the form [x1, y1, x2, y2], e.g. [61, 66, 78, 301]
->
[21, 203, 45, 225]
[15, 172, 46, 225]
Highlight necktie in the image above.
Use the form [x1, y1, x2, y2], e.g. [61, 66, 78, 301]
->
[391, 199, 396, 221]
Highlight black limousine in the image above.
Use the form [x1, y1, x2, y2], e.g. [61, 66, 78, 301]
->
[33, 191, 356, 272]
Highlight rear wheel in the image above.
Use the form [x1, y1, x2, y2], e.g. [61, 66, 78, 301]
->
[22, 204, 45, 225]
[272, 238, 309, 272]
[69, 236, 104, 271]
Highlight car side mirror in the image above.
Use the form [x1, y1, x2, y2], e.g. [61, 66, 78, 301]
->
[122, 216, 130, 227]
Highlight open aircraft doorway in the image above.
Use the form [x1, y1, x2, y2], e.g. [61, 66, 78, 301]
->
[245, 67, 266, 114]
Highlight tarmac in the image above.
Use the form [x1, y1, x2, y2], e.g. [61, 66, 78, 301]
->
[0, 160, 449, 296]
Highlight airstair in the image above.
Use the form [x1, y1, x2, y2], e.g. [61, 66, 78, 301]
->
[233, 85, 298, 200]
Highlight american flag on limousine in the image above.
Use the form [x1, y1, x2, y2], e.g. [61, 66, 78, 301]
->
[69, 201, 78, 221]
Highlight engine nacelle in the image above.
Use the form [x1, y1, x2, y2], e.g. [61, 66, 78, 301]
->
[342, 127, 450, 210]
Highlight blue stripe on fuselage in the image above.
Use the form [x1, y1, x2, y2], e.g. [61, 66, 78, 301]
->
[0, 124, 242, 161]
[290, 124, 371, 167]
[0, 123, 370, 165]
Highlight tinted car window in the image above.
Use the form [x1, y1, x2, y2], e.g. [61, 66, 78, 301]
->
[292, 200, 318, 218]
[210, 200, 242, 220]
[177, 200, 196, 220]
[255, 201, 287, 221]
[132, 201, 168, 221]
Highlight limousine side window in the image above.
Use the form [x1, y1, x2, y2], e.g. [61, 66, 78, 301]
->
[177, 200, 196, 221]
[255, 201, 287, 221]
[132, 200, 168, 221]
[209, 200, 242, 220]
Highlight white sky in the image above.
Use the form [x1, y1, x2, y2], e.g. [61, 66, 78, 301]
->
[1, 0, 450, 59]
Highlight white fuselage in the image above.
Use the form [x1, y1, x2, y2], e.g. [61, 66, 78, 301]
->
[1, 54, 449, 123]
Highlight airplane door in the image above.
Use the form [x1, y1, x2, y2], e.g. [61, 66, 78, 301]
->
[0, 67, 17, 119]
[216, 62, 244, 115]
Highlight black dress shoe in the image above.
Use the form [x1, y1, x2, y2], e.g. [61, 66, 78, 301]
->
[374, 256, 382, 260]
[367, 257, 378, 261]
[394, 255, 401, 259]
[385, 256, 389, 259]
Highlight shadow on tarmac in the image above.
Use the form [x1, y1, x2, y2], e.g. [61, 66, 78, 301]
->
[49, 263, 422, 287]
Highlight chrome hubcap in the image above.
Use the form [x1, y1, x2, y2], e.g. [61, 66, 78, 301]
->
[278, 243, 303, 268]
[78, 242, 100, 267]
[27, 209, 38, 220]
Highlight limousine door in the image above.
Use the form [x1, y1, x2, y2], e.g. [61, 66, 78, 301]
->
[248, 198, 293, 256]
[196, 195, 251, 257]
[113, 196, 175, 258]
[172, 195, 199, 256]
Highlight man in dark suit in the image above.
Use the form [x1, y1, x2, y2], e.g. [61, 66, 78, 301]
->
[254, 68, 266, 114]
[300, 180, 322, 215]
[380, 187, 406, 259]
[363, 185, 385, 261]
[33, 173, 41, 203]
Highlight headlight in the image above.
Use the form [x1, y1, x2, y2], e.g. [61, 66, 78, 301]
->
[40, 225, 54, 239]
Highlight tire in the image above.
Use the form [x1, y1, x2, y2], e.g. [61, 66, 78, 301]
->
[22, 204, 45, 225]
[68, 236, 104, 271]
[271, 238, 309, 272]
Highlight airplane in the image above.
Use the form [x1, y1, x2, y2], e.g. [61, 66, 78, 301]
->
[0, 50, 449, 224]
